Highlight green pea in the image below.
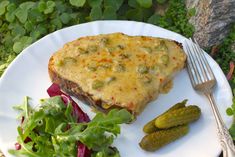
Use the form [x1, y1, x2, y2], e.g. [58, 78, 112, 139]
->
[119, 53, 130, 59]
[142, 76, 152, 84]
[107, 47, 116, 54]
[117, 44, 125, 50]
[99, 63, 112, 69]
[87, 65, 97, 72]
[56, 60, 64, 66]
[64, 57, 77, 63]
[161, 55, 169, 65]
[101, 37, 110, 45]
[150, 64, 160, 74]
[137, 65, 149, 74]
[106, 76, 116, 84]
[141, 46, 152, 54]
[92, 80, 104, 89]
[79, 48, 88, 54]
[114, 64, 126, 72]
[154, 40, 168, 52]
[88, 45, 98, 52]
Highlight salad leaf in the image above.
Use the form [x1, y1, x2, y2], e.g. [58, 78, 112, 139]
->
[47, 83, 90, 122]
[9, 84, 132, 157]
[56, 109, 132, 151]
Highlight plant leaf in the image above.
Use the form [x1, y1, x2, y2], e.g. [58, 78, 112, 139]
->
[103, 6, 117, 20]
[70, 0, 86, 7]
[88, 0, 103, 7]
[60, 13, 71, 24]
[128, 0, 139, 8]
[104, 0, 124, 11]
[147, 13, 161, 25]
[15, 8, 28, 23]
[44, 1, 55, 14]
[0, 0, 9, 16]
[136, 0, 152, 8]
[19, 2, 35, 10]
[90, 6, 102, 20]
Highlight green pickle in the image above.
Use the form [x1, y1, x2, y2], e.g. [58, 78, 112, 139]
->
[143, 99, 187, 134]
[139, 125, 189, 151]
[155, 105, 201, 129]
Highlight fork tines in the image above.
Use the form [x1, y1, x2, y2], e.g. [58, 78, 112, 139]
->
[184, 38, 215, 89]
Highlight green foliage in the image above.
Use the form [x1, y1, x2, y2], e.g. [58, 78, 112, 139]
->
[213, 24, 235, 75]
[226, 97, 235, 140]
[9, 96, 132, 157]
[147, 0, 194, 37]
[0, 0, 194, 76]
[218, 24, 235, 140]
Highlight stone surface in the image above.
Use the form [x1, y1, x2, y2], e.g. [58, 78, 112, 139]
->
[186, 0, 235, 48]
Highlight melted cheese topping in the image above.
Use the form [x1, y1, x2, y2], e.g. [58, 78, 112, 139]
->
[52, 33, 186, 114]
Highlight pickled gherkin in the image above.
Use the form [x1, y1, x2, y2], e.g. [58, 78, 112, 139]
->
[155, 105, 201, 129]
[143, 99, 187, 133]
[139, 125, 189, 151]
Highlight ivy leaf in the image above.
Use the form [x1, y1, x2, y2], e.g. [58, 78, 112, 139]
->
[90, 6, 102, 20]
[136, 0, 152, 8]
[11, 24, 26, 37]
[7, 3, 16, 12]
[51, 17, 62, 30]
[104, 0, 124, 11]
[60, 13, 71, 24]
[0, 0, 10, 16]
[147, 13, 161, 25]
[19, 2, 35, 10]
[15, 8, 28, 23]
[30, 30, 41, 41]
[24, 21, 33, 32]
[15, 1, 34, 23]
[142, 7, 154, 21]
[5, 3, 16, 22]
[128, 0, 139, 8]
[103, 6, 117, 20]
[55, 1, 67, 13]
[126, 8, 143, 21]
[28, 8, 45, 23]
[13, 36, 33, 53]
[44, 1, 55, 14]
[36, 24, 48, 36]
[88, 0, 103, 7]
[38, 1, 47, 12]
[70, 0, 86, 7]
[118, 3, 130, 18]
[5, 12, 15, 22]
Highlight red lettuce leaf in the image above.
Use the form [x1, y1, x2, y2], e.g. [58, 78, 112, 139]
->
[47, 83, 90, 122]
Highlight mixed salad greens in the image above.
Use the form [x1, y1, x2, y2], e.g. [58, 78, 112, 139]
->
[9, 84, 132, 157]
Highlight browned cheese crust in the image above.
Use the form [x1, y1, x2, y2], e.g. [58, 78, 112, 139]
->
[48, 33, 186, 116]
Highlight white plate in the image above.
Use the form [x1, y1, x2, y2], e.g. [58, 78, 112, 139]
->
[0, 21, 233, 157]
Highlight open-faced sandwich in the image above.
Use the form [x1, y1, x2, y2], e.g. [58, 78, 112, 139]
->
[48, 33, 186, 116]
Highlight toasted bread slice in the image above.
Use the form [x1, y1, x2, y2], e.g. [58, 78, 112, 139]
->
[48, 33, 186, 116]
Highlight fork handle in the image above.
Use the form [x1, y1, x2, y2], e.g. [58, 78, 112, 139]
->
[206, 93, 235, 157]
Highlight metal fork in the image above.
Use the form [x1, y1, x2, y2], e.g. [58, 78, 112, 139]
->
[184, 38, 235, 157]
